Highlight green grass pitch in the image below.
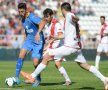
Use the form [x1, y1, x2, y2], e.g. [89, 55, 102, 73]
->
[0, 60, 108, 90]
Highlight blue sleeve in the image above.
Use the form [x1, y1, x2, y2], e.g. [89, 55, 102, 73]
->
[30, 13, 41, 25]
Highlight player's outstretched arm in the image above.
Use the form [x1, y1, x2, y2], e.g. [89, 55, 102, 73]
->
[72, 15, 79, 22]
[35, 19, 47, 41]
[50, 32, 64, 40]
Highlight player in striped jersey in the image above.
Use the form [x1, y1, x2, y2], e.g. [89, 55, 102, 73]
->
[95, 16, 108, 70]
[43, 8, 71, 85]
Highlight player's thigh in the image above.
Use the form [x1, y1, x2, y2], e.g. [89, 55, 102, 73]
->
[32, 42, 44, 60]
[75, 50, 86, 63]
[103, 44, 108, 53]
[48, 46, 76, 56]
[97, 44, 103, 52]
[20, 40, 32, 58]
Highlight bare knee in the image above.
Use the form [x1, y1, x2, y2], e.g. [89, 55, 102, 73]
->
[96, 52, 101, 56]
[55, 61, 62, 69]
[77, 62, 91, 71]
[19, 49, 27, 58]
[105, 52, 108, 57]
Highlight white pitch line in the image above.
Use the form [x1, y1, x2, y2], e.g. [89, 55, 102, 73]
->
[0, 88, 26, 90]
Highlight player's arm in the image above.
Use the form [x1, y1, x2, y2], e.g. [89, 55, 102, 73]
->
[35, 19, 47, 41]
[72, 15, 79, 22]
[102, 33, 108, 36]
[50, 32, 64, 40]
[44, 38, 54, 51]
[102, 27, 108, 36]
[31, 15, 46, 41]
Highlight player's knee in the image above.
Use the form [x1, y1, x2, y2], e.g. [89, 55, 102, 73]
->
[55, 61, 61, 69]
[106, 52, 108, 57]
[19, 53, 25, 59]
[96, 52, 101, 56]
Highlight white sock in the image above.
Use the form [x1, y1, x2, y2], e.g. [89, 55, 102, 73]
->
[89, 66, 105, 82]
[31, 63, 46, 78]
[59, 67, 71, 81]
[95, 55, 100, 68]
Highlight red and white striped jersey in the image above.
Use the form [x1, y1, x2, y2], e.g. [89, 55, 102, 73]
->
[44, 19, 64, 48]
[100, 23, 108, 44]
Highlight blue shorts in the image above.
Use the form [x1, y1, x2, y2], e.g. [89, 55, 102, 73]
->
[22, 40, 44, 59]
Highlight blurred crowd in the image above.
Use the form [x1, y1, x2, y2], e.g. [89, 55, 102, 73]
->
[0, 0, 100, 49]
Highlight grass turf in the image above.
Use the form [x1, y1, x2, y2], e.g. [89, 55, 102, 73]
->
[0, 60, 108, 90]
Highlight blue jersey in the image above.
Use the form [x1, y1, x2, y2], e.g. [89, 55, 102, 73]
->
[21, 13, 44, 59]
[22, 13, 44, 42]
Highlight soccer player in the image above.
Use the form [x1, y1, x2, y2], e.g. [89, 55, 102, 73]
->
[21, 2, 108, 90]
[95, 16, 108, 70]
[15, 3, 45, 86]
[43, 8, 71, 85]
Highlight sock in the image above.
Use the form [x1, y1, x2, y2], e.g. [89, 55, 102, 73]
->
[95, 55, 100, 68]
[36, 74, 41, 82]
[15, 58, 24, 78]
[59, 67, 71, 81]
[89, 66, 105, 82]
[31, 63, 46, 78]
[34, 66, 41, 82]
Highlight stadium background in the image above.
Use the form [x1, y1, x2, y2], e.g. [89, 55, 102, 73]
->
[0, 0, 108, 60]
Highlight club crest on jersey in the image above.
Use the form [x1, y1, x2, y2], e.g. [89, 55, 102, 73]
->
[26, 26, 28, 29]
[26, 26, 33, 33]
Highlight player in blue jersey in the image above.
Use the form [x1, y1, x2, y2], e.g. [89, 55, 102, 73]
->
[15, 3, 45, 86]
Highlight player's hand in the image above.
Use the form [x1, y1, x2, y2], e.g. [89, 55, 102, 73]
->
[35, 32, 40, 42]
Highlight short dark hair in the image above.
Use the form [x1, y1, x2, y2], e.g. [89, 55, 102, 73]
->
[100, 16, 105, 20]
[61, 2, 71, 11]
[18, 3, 26, 9]
[43, 8, 53, 16]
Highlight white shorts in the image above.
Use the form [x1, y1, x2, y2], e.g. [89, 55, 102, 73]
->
[97, 43, 108, 53]
[45, 45, 86, 63]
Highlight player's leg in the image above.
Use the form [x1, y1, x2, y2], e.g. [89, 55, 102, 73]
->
[75, 51, 108, 90]
[15, 40, 32, 84]
[104, 44, 108, 59]
[32, 58, 41, 82]
[95, 52, 101, 69]
[95, 44, 102, 69]
[30, 41, 44, 86]
[21, 46, 69, 82]
[21, 52, 53, 82]
[15, 48, 28, 84]
[55, 59, 71, 85]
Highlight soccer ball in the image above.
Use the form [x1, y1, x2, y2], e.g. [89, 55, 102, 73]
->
[5, 77, 16, 87]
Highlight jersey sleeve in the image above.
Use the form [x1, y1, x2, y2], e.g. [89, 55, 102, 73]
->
[30, 13, 41, 25]
[104, 26, 108, 33]
[66, 13, 75, 23]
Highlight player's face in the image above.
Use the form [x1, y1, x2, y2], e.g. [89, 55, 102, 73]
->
[61, 9, 65, 18]
[18, 9, 26, 18]
[100, 18, 105, 25]
[44, 14, 53, 23]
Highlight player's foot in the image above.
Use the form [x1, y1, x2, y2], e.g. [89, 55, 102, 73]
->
[22, 79, 40, 87]
[20, 71, 35, 83]
[104, 77, 108, 90]
[32, 81, 40, 87]
[22, 79, 33, 84]
[63, 80, 71, 86]
[15, 77, 20, 85]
